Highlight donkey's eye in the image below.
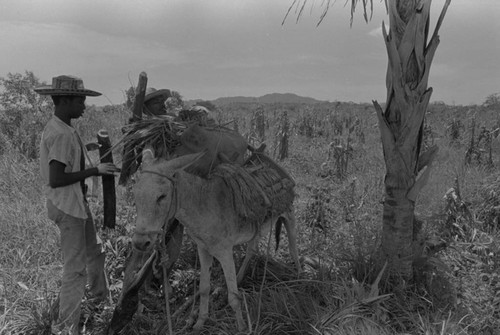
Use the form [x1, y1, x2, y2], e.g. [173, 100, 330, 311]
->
[157, 194, 167, 203]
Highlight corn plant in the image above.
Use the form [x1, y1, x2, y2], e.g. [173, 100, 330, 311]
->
[465, 118, 494, 168]
[274, 110, 290, 161]
[446, 118, 464, 144]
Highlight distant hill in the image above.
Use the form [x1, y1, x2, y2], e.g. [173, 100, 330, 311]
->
[211, 93, 326, 105]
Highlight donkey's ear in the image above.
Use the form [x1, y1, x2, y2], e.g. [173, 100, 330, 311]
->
[170, 150, 207, 172]
[142, 148, 155, 166]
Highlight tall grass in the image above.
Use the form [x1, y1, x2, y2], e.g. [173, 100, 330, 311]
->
[1, 101, 499, 334]
[0, 151, 60, 335]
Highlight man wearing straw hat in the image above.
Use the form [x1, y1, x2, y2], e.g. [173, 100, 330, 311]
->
[36, 75, 120, 334]
[142, 87, 215, 125]
[143, 87, 174, 116]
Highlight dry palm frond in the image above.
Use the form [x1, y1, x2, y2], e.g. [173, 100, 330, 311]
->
[115, 114, 234, 162]
[242, 255, 300, 287]
[282, 0, 376, 27]
[110, 116, 189, 183]
[113, 116, 239, 184]
[115, 116, 188, 161]
[238, 255, 325, 335]
[316, 290, 391, 334]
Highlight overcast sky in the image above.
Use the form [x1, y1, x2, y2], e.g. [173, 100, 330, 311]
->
[0, 0, 498, 106]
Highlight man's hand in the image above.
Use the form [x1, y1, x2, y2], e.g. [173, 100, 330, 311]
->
[97, 163, 121, 175]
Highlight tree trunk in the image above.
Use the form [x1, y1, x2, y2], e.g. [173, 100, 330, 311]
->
[374, 0, 449, 279]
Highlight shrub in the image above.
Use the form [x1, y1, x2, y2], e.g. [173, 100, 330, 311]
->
[0, 71, 52, 159]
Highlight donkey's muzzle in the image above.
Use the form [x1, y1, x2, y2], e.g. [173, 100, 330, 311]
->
[131, 231, 159, 252]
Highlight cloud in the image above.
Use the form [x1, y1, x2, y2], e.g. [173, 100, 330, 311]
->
[0, 20, 190, 77]
[368, 27, 383, 38]
[0, 20, 201, 104]
[1, 1, 497, 105]
[429, 62, 455, 78]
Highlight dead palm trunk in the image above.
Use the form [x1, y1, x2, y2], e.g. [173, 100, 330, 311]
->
[373, 0, 450, 278]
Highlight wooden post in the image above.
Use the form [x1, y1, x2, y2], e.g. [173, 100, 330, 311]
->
[119, 72, 148, 185]
[98, 129, 116, 229]
[85, 142, 100, 198]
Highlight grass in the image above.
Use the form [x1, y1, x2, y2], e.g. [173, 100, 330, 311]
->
[1, 100, 500, 334]
[0, 151, 60, 335]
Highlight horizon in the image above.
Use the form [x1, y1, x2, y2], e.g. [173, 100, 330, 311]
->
[84, 91, 490, 108]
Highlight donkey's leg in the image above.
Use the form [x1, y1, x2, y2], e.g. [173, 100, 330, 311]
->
[217, 250, 246, 331]
[193, 246, 213, 331]
[283, 211, 301, 275]
[236, 238, 257, 285]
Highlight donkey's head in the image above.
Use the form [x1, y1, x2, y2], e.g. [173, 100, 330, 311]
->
[131, 150, 205, 251]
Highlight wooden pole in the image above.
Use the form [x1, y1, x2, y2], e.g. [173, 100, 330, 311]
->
[85, 142, 100, 198]
[131, 71, 148, 122]
[98, 129, 116, 229]
[119, 72, 148, 185]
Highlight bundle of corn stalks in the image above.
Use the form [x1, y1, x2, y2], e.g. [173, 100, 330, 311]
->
[113, 116, 189, 184]
[117, 116, 187, 159]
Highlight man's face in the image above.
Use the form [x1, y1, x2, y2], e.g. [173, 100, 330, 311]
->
[65, 96, 86, 119]
[144, 97, 166, 116]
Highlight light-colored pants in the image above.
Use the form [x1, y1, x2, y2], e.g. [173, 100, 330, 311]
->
[47, 199, 108, 335]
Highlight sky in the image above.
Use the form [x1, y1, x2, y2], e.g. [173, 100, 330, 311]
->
[0, 0, 498, 106]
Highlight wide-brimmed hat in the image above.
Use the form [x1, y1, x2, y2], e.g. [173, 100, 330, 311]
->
[34, 75, 101, 96]
[144, 88, 171, 103]
[190, 105, 211, 114]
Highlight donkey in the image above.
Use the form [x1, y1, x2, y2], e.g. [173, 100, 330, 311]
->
[131, 151, 301, 332]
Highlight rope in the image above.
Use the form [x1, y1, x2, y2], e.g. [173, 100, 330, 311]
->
[134, 168, 178, 333]
[158, 229, 174, 335]
[206, 128, 224, 177]
[141, 169, 174, 180]
[132, 229, 163, 236]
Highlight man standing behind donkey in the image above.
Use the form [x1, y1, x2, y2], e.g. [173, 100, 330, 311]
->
[36, 75, 120, 334]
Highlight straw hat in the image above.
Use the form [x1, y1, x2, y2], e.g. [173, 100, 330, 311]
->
[34, 75, 101, 96]
[144, 88, 171, 103]
[190, 105, 211, 114]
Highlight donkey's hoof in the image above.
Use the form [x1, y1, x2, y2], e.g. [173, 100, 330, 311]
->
[236, 323, 247, 333]
[192, 315, 208, 333]
[192, 321, 205, 334]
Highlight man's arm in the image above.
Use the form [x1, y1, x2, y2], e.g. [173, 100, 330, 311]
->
[49, 160, 119, 188]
